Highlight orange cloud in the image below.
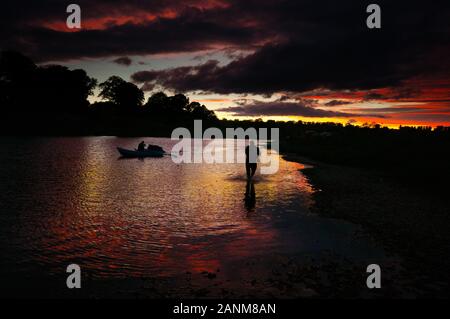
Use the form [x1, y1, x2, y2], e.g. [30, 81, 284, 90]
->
[40, 12, 172, 32]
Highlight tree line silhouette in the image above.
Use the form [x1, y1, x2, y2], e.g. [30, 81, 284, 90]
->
[1, 50, 450, 186]
[0, 51, 217, 121]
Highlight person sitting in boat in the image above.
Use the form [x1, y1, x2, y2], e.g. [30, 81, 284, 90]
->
[137, 141, 146, 151]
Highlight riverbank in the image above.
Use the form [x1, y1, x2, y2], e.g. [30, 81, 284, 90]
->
[284, 154, 450, 297]
[2, 251, 402, 299]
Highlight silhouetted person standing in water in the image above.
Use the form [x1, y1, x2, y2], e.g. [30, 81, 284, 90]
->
[245, 140, 260, 179]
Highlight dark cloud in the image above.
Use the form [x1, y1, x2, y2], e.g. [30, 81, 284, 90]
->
[0, 1, 269, 62]
[364, 92, 386, 100]
[113, 57, 132, 66]
[364, 86, 422, 101]
[0, 0, 225, 26]
[1, 17, 261, 62]
[129, 0, 450, 95]
[324, 100, 353, 107]
[131, 60, 222, 90]
[348, 107, 423, 114]
[1, 0, 449, 99]
[216, 101, 386, 118]
[140, 82, 156, 91]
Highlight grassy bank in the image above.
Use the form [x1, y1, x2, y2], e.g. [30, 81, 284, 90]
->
[284, 154, 450, 297]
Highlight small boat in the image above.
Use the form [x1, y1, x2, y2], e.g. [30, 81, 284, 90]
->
[117, 147, 165, 158]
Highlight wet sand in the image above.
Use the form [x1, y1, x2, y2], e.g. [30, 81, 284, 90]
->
[5, 251, 401, 299]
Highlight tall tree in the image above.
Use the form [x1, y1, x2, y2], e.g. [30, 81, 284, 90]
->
[187, 102, 218, 120]
[0, 51, 96, 113]
[34, 65, 97, 112]
[144, 91, 169, 113]
[99, 76, 144, 112]
[0, 51, 37, 111]
[167, 94, 189, 113]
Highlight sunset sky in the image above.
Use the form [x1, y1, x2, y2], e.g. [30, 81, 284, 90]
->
[1, 0, 449, 127]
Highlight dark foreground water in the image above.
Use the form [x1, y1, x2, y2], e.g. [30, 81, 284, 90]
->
[0, 137, 384, 296]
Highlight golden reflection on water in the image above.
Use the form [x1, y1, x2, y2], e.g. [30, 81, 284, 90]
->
[1, 137, 318, 278]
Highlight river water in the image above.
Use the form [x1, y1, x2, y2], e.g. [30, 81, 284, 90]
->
[0, 137, 383, 290]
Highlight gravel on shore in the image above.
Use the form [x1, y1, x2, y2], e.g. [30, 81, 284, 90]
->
[283, 154, 450, 298]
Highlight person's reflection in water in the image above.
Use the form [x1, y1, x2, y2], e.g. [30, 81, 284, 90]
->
[244, 179, 256, 211]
